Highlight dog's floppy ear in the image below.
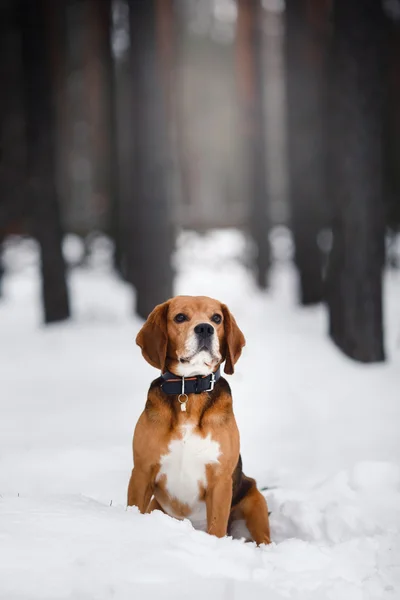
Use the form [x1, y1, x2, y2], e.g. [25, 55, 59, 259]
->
[221, 304, 246, 375]
[136, 301, 170, 371]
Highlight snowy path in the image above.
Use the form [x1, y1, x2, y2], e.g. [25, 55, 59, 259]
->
[1, 231, 400, 599]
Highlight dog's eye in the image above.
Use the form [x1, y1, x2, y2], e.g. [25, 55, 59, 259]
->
[211, 313, 222, 324]
[174, 313, 187, 323]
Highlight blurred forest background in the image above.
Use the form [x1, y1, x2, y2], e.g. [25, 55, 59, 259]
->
[0, 0, 399, 364]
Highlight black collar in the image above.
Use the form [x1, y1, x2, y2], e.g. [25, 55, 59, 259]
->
[161, 367, 221, 395]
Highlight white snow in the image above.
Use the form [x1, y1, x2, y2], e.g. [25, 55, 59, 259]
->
[1, 229, 400, 599]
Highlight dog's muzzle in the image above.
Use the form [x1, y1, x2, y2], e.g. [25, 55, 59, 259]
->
[194, 323, 214, 350]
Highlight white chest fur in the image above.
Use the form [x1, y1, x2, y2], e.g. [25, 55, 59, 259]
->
[156, 424, 221, 509]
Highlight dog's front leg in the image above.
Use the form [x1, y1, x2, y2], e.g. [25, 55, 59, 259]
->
[127, 466, 153, 512]
[206, 477, 232, 538]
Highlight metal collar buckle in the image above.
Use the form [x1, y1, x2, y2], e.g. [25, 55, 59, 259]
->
[206, 372, 216, 392]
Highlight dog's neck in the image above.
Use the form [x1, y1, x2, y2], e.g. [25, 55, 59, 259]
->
[160, 367, 221, 398]
[165, 351, 220, 378]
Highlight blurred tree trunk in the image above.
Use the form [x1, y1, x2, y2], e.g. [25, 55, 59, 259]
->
[0, 1, 27, 232]
[236, 0, 270, 289]
[326, 0, 386, 362]
[157, 0, 191, 210]
[102, 1, 122, 274]
[21, 0, 70, 324]
[128, 0, 174, 318]
[385, 18, 400, 239]
[85, 0, 122, 271]
[0, 241, 4, 298]
[285, 0, 329, 305]
[47, 0, 69, 229]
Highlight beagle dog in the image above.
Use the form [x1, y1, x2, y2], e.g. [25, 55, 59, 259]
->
[127, 295, 271, 545]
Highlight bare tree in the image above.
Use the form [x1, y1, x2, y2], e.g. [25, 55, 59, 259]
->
[0, 1, 27, 236]
[127, 0, 174, 318]
[326, 0, 386, 362]
[385, 14, 400, 240]
[236, 0, 270, 289]
[85, 0, 122, 270]
[0, 241, 4, 298]
[157, 0, 190, 210]
[20, 0, 70, 324]
[285, 0, 330, 305]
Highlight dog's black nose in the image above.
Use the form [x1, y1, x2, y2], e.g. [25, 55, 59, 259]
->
[194, 323, 214, 338]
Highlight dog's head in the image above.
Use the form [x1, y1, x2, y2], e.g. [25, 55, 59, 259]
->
[136, 296, 245, 376]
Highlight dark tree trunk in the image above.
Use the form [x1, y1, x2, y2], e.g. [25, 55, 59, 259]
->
[326, 0, 386, 362]
[385, 18, 400, 236]
[0, 1, 27, 230]
[127, 0, 174, 319]
[46, 0, 69, 225]
[20, 0, 70, 324]
[0, 240, 4, 298]
[236, 0, 270, 289]
[157, 0, 186, 207]
[86, 0, 122, 272]
[102, 2, 122, 275]
[285, 0, 329, 305]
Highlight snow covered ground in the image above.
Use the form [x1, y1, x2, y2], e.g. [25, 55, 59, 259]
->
[1, 229, 400, 599]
